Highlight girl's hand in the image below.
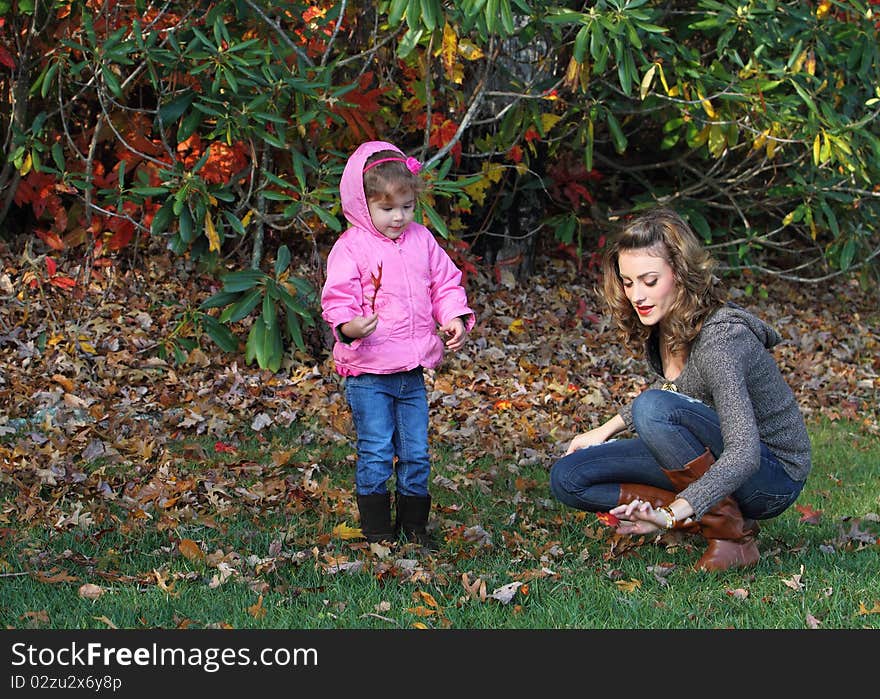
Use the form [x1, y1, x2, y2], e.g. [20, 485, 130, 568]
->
[440, 317, 467, 351]
[340, 314, 378, 340]
[609, 499, 664, 536]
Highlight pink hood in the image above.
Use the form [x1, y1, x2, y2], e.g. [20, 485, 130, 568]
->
[321, 141, 475, 376]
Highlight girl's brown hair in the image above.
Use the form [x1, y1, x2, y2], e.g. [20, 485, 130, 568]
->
[363, 150, 425, 203]
[600, 207, 725, 356]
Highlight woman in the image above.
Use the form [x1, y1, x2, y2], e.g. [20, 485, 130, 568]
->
[550, 207, 811, 572]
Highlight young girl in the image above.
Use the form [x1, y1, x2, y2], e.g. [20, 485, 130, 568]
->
[321, 141, 475, 549]
[550, 207, 812, 572]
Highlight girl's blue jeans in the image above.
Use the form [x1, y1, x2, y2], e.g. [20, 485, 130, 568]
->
[344, 367, 431, 496]
[549, 389, 804, 519]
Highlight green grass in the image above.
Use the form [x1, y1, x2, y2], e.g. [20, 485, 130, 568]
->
[1, 418, 878, 630]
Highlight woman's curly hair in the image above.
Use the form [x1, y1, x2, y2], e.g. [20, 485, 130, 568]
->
[600, 207, 725, 356]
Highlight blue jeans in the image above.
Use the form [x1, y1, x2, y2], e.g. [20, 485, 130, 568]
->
[549, 389, 804, 520]
[344, 368, 431, 496]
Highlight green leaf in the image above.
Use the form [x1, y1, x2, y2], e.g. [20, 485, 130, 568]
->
[274, 245, 291, 278]
[151, 200, 175, 236]
[220, 288, 263, 323]
[221, 269, 266, 293]
[202, 315, 240, 353]
[160, 92, 196, 123]
[199, 290, 241, 309]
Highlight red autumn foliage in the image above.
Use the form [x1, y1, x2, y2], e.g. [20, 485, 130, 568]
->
[596, 512, 620, 527]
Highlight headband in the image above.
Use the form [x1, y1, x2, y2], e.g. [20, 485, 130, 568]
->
[363, 156, 422, 175]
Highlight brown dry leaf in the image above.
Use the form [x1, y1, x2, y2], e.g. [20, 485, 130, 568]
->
[407, 606, 437, 617]
[461, 573, 487, 601]
[21, 610, 50, 626]
[248, 595, 266, 619]
[178, 538, 204, 561]
[35, 568, 79, 584]
[78, 583, 105, 600]
[725, 588, 749, 600]
[806, 613, 821, 628]
[781, 565, 805, 592]
[93, 615, 117, 629]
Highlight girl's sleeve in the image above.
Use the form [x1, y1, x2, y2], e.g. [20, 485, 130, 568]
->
[426, 235, 476, 331]
[321, 241, 364, 346]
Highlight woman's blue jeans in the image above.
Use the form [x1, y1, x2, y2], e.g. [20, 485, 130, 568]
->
[549, 389, 804, 520]
[344, 368, 431, 497]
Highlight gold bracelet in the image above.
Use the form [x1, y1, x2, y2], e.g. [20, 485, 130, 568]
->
[659, 506, 676, 530]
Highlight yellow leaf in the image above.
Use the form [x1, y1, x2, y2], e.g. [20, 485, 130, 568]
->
[698, 91, 716, 118]
[813, 133, 821, 166]
[782, 211, 795, 226]
[205, 211, 220, 252]
[416, 590, 439, 608]
[540, 113, 562, 134]
[857, 601, 880, 615]
[657, 62, 670, 94]
[332, 522, 363, 540]
[563, 56, 581, 91]
[816, 0, 831, 19]
[805, 50, 816, 76]
[457, 38, 484, 61]
[615, 578, 642, 593]
[440, 23, 461, 84]
[19, 152, 33, 177]
[509, 318, 525, 334]
[411, 622, 428, 629]
[791, 49, 807, 75]
[242, 209, 254, 227]
[640, 63, 657, 101]
[407, 605, 437, 617]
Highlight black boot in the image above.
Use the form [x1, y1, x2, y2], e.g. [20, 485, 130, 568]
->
[395, 494, 438, 551]
[356, 493, 395, 543]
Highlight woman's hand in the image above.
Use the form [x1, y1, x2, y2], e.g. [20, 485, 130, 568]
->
[340, 314, 378, 340]
[565, 429, 606, 455]
[609, 499, 665, 536]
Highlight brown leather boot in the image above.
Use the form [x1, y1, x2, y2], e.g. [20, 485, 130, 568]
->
[662, 449, 760, 572]
[617, 483, 700, 533]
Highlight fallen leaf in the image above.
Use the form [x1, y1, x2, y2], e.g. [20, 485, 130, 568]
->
[178, 538, 204, 561]
[489, 581, 523, 604]
[248, 595, 266, 619]
[795, 503, 822, 524]
[805, 613, 821, 628]
[332, 522, 363, 540]
[615, 578, 642, 593]
[857, 601, 880, 615]
[78, 583, 105, 601]
[725, 588, 749, 600]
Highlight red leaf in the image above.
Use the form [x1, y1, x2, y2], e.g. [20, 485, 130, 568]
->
[45, 257, 58, 276]
[795, 503, 822, 524]
[596, 512, 620, 527]
[214, 441, 237, 454]
[0, 45, 15, 70]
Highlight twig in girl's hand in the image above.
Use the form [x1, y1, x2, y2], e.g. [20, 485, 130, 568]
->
[370, 262, 383, 313]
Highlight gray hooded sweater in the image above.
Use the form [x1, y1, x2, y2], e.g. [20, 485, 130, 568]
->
[619, 303, 812, 519]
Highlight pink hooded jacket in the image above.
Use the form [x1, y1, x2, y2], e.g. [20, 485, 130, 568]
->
[321, 141, 476, 377]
